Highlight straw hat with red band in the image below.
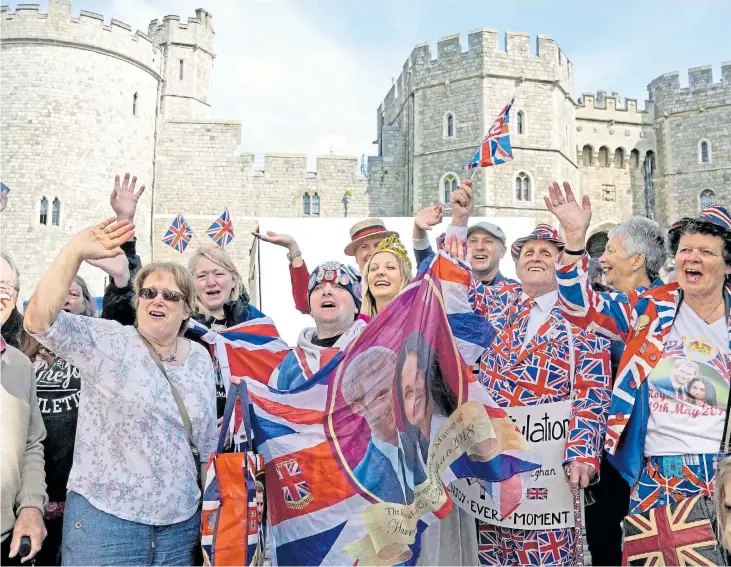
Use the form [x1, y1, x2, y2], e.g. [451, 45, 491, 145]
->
[344, 218, 399, 256]
[669, 204, 731, 235]
[510, 224, 565, 261]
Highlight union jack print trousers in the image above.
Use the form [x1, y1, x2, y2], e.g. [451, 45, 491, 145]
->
[477, 523, 576, 566]
[629, 453, 722, 515]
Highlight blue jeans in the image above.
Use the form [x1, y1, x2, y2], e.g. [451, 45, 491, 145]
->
[61, 492, 200, 566]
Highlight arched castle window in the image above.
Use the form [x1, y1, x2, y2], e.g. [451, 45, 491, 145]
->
[443, 112, 456, 139]
[51, 198, 60, 226]
[39, 197, 48, 225]
[613, 148, 624, 169]
[133, 92, 138, 116]
[698, 139, 711, 164]
[630, 149, 640, 168]
[440, 172, 459, 204]
[700, 189, 716, 209]
[312, 193, 321, 216]
[582, 145, 593, 166]
[514, 172, 532, 202]
[302, 193, 311, 216]
[597, 147, 609, 167]
[516, 111, 525, 135]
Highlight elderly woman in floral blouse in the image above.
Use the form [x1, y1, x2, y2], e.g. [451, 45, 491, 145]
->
[24, 217, 217, 566]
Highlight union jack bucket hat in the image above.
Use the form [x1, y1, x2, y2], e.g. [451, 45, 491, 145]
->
[510, 224, 565, 261]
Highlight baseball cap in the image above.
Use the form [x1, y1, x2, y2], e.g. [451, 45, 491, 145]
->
[466, 222, 506, 245]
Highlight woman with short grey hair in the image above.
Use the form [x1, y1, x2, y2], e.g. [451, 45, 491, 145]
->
[598, 216, 666, 294]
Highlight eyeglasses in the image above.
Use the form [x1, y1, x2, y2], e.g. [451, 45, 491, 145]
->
[139, 287, 184, 303]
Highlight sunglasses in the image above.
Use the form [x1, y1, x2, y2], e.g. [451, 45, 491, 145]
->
[139, 287, 184, 303]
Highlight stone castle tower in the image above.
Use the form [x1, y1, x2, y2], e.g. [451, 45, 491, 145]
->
[1, 3, 728, 301]
[370, 30, 578, 226]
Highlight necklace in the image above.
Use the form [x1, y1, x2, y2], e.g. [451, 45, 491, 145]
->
[698, 296, 724, 325]
[157, 338, 178, 362]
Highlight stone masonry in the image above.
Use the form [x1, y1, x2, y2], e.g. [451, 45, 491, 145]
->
[1, 2, 728, 301]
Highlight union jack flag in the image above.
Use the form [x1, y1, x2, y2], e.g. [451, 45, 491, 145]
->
[526, 487, 548, 500]
[206, 208, 234, 249]
[161, 214, 192, 253]
[463, 98, 515, 170]
[623, 496, 724, 566]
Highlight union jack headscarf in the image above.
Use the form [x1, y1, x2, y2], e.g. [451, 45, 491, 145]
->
[670, 204, 731, 234]
[307, 262, 362, 312]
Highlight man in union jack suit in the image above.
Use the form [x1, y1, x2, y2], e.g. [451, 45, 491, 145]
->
[441, 181, 611, 566]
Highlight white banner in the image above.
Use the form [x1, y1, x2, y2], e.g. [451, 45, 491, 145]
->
[449, 400, 577, 530]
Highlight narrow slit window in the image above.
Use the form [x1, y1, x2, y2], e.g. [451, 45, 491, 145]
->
[133, 92, 138, 116]
[179, 59, 184, 80]
[51, 198, 60, 226]
[39, 197, 48, 225]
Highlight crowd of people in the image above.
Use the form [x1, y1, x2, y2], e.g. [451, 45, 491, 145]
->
[1, 171, 730, 567]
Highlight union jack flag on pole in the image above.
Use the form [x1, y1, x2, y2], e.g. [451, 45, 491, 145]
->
[463, 98, 515, 170]
[206, 208, 235, 249]
[162, 214, 193, 253]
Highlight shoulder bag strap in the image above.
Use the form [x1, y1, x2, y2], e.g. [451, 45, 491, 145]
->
[217, 380, 254, 454]
[137, 330, 199, 460]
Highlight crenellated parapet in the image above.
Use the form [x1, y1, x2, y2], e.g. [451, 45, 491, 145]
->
[147, 9, 214, 54]
[379, 28, 573, 123]
[1, 0, 161, 77]
[576, 91, 654, 125]
[648, 64, 731, 116]
[245, 153, 365, 181]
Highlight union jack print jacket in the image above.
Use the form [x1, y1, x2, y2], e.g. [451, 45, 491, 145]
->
[555, 254, 731, 485]
[464, 269, 612, 472]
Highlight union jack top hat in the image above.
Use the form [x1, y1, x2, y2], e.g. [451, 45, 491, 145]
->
[670, 204, 731, 234]
[344, 218, 398, 256]
[510, 224, 565, 261]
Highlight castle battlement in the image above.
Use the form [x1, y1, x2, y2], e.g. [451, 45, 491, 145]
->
[379, 28, 573, 121]
[244, 153, 364, 181]
[648, 63, 731, 115]
[1, 0, 161, 75]
[147, 9, 214, 53]
[577, 91, 654, 123]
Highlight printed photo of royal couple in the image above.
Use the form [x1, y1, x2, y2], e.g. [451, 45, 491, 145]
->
[648, 357, 727, 409]
[338, 332, 456, 504]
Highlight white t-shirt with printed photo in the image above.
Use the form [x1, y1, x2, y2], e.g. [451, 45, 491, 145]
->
[644, 302, 731, 456]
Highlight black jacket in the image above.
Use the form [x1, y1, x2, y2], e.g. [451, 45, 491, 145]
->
[99, 238, 141, 326]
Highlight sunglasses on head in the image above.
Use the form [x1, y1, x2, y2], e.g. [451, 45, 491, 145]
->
[139, 287, 184, 303]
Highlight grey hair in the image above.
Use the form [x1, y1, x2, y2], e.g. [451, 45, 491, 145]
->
[608, 217, 666, 280]
[0, 248, 20, 291]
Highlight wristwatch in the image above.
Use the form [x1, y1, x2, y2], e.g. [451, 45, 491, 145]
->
[287, 250, 302, 262]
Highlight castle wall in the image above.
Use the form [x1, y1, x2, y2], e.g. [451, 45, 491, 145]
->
[1, 0, 158, 302]
[649, 65, 731, 227]
[154, 120, 370, 279]
[576, 92, 657, 222]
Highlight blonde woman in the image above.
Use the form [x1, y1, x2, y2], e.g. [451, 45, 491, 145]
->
[361, 235, 413, 318]
[187, 246, 263, 418]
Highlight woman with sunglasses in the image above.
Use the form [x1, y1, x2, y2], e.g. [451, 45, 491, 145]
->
[24, 218, 217, 566]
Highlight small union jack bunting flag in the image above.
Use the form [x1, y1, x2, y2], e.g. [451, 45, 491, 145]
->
[162, 214, 192, 253]
[206, 208, 234, 249]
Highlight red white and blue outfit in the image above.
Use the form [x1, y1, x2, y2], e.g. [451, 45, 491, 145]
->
[555, 206, 731, 535]
[446, 225, 612, 566]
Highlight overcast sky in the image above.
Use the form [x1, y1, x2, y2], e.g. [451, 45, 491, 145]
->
[10, 1, 731, 168]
